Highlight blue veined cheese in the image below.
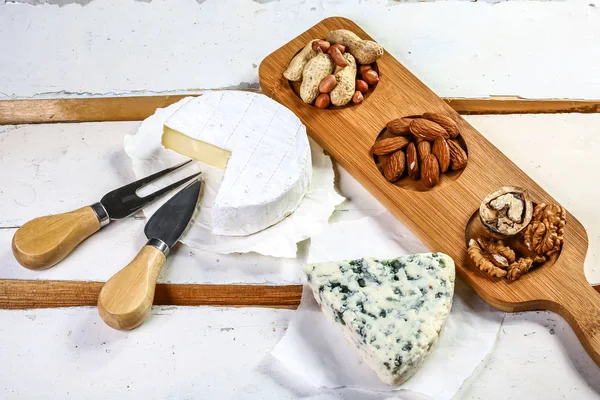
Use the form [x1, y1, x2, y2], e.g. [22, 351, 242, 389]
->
[304, 253, 455, 386]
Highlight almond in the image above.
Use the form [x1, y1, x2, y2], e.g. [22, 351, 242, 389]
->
[421, 154, 440, 188]
[406, 142, 419, 180]
[422, 112, 459, 138]
[410, 118, 449, 141]
[417, 140, 431, 161]
[384, 150, 405, 182]
[371, 136, 410, 155]
[432, 137, 450, 173]
[448, 139, 468, 170]
[386, 118, 412, 136]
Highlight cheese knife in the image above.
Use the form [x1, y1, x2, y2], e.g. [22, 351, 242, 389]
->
[12, 160, 200, 270]
[97, 178, 202, 330]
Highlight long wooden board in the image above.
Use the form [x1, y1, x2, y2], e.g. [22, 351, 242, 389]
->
[445, 97, 600, 115]
[259, 17, 600, 366]
[1, 278, 597, 311]
[1, 95, 599, 125]
[0, 279, 302, 310]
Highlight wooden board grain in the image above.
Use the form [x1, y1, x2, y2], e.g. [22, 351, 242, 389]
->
[1, 278, 597, 310]
[1, 95, 599, 125]
[445, 97, 600, 115]
[0, 279, 302, 310]
[259, 17, 600, 366]
[0, 95, 197, 125]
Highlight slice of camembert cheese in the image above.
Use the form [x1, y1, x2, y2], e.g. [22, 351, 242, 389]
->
[304, 253, 455, 386]
[162, 91, 312, 236]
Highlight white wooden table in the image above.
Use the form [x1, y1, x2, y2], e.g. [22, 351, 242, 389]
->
[1, 1, 599, 399]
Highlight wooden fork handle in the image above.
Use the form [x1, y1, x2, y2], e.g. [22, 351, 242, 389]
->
[97, 245, 166, 330]
[11, 205, 104, 270]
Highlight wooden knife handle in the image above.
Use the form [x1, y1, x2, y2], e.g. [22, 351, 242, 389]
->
[12, 206, 101, 270]
[97, 245, 166, 330]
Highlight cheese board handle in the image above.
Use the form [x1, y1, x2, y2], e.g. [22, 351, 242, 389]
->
[11, 206, 102, 270]
[552, 279, 600, 366]
[97, 245, 166, 330]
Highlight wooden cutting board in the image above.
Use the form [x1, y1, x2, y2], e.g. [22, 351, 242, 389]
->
[259, 17, 600, 366]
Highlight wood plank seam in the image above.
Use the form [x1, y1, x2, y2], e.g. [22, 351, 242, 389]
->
[1, 95, 599, 126]
[0, 279, 303, 310]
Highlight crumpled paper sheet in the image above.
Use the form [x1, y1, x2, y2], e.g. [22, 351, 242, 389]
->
[269, 214, 504, 400]
[123, 94, 345, 258]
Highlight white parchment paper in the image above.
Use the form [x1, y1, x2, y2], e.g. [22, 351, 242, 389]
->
[269, 215, 504, 400]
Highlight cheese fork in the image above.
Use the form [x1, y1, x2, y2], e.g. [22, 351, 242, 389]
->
[12, 160, 200, 270]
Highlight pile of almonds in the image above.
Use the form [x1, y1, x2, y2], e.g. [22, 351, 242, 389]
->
[309, 41, 379, 109]
[371, 113, 468, 188]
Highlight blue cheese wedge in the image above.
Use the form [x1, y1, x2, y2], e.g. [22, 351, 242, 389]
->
[304, 253, 455, 386]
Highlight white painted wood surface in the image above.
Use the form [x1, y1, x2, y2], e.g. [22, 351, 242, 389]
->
[1, 114, 599, 399]
[0, 307, 598, 400]
[2, 115, 598, 284]
[0, 0, 598, 99]
[1, 0, 599, 398]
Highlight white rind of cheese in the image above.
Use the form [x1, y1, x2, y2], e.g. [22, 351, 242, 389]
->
[154, 91, 312, 236]
[163, 91, 312, 236]
[304, 253, 455, 386]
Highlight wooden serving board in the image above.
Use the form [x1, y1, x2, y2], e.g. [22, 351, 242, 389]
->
[259, 17, 600, 366]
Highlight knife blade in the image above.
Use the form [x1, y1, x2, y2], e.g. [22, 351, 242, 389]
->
[12, 160, 200, 270]
[97, 179, 202, 330]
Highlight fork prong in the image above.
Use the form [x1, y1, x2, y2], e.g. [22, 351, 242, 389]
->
[100, 160, 199, 220]
[130, 159, 194, 191]
[139, 172, 202, 205]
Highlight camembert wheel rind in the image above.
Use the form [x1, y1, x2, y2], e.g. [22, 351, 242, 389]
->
[129, 91, 312, 237]
[304, 253, 455, 386]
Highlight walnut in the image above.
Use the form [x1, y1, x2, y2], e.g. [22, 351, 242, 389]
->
[524, 203, 566, 258]
[507, 257, 534, 281]
[480, 186, 533, 237]
[468, 237, 517, 278]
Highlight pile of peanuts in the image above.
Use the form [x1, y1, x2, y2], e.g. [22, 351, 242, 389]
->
[283, 29, 384, 109]
[312, 41, 380, 109]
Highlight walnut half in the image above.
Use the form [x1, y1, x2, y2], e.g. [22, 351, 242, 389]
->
[507, 257, 534, 281]
[468, 237, 538, 281]
[479, 186, 533, 237]
[524, 203, 566, 258]
[468, 237, 516, 278]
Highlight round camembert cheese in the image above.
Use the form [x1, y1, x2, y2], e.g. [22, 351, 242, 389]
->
[131, 91, 312, 237]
